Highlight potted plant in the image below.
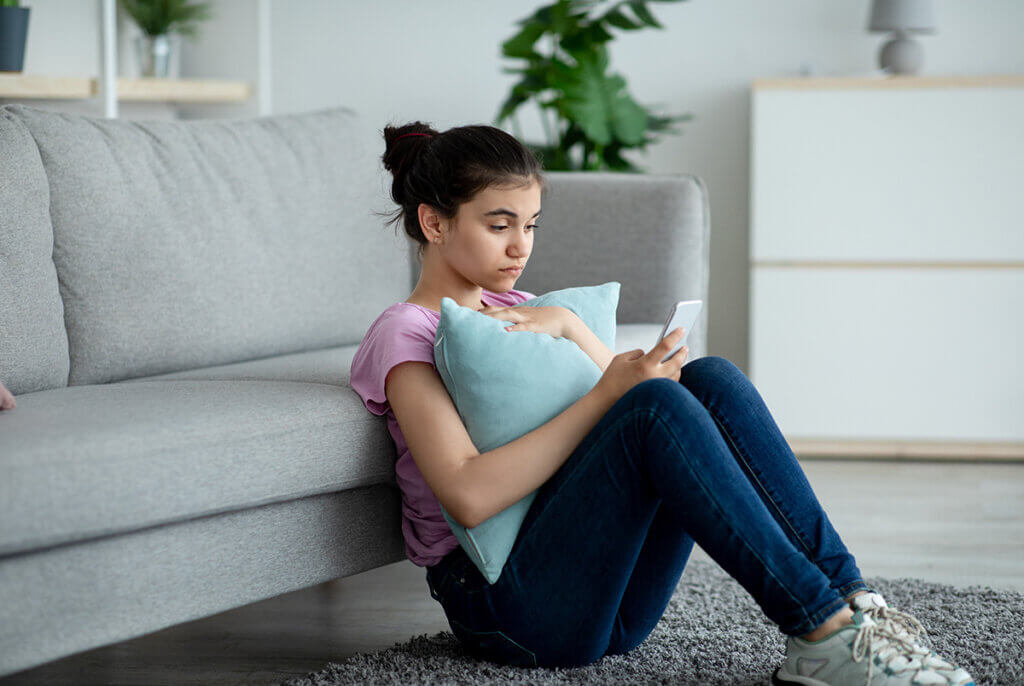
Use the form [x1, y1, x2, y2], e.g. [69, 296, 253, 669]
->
[0, 0, 30, 73]
[120, 0, 212, 78]
[497, 0, 692, 172]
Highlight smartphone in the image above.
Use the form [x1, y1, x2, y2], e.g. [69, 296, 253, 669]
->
[656, 300, 703, 364]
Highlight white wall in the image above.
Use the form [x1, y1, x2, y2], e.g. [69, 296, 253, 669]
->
[12, 0, 1024, 370]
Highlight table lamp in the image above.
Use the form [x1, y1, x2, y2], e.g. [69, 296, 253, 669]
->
[868, 0, 936, 75]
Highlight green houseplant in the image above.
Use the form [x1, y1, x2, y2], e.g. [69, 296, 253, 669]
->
[119, 0, 212, 78]
[497, 0, 692, 172]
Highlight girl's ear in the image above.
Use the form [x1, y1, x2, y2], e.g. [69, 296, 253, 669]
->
[417, 203, 442, 241]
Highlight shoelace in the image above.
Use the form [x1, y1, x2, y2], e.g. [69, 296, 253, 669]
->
[862, 603, 929, 645]
[851, 617, 931, 686]
[861, 602, 963, 677]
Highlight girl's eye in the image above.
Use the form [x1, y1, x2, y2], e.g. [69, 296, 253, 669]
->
[490, 225, 539, 231]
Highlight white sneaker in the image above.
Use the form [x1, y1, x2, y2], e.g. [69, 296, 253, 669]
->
[772, 608, 976, 685]
[849, 592, 974, 686]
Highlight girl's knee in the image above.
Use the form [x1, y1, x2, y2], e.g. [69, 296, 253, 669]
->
[626, 377, 686, 406]
[684, 354, 737, 373]
[680, 354, 743, 384]
[622, 377, 701, 426]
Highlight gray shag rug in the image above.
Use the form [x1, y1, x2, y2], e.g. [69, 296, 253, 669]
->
[281, 558, 1023, 685]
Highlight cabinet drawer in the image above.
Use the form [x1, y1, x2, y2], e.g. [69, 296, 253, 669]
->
[749, 266, 1024, 442]
[751, 87, 1024, 262]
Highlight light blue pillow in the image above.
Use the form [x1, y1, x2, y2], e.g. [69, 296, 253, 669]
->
[432, 282, 620, 583]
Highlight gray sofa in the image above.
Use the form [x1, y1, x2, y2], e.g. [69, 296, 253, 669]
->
[0, 103, 710, 677]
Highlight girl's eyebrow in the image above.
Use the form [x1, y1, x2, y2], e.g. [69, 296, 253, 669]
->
[483, 208, 542, 219]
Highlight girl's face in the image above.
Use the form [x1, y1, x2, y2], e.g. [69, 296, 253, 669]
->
[445, 179, 541, 291]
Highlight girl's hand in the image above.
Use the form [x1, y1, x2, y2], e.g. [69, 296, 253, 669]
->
[593, 327, 689, 403]
[0, 380, 15, 411]
[478, 305, 571, 339]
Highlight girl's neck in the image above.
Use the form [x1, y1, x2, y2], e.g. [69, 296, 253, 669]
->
[405, 288, 488, 313]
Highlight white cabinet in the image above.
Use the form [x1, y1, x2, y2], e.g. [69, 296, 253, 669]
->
[749, 75, 1024, 460]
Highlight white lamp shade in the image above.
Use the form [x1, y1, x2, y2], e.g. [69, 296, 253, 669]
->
[868, 0, 936, 33]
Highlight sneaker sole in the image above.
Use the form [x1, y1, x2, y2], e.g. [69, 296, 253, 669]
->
[772, 666, 976, 686]
[772, 666, 829, 686]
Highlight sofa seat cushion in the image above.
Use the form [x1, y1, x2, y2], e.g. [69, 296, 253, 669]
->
[0, 379, 395, 557]
[609, 323, 662, 356]
[116, 344, 359, 386]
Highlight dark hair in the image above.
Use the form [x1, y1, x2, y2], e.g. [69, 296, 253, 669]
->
[379, 121, 546, 261]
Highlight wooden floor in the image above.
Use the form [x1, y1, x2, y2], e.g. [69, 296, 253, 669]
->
[3, 459, 1022, 686]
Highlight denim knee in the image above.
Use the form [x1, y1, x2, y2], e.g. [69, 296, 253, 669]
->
[619, 377, 705, 435]
[624, 377, 686, 411]
[680, 354, 741, 381]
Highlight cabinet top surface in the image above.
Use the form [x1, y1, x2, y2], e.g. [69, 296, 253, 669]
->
[752, 74, 1024, 91]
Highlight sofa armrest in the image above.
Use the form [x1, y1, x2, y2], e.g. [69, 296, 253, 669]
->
[523, 171, 711, 359]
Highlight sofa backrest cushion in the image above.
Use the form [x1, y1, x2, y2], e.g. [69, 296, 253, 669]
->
[0, 109, 70, 395]
[3, 104, 410, 385]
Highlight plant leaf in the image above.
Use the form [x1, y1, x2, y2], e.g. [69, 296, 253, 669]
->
[560, 19, 615, 53]
[120, 0, 212, 38]
[496, 70, 548, 123]
[602, 7, 644, 31]
[553, 47, 647, 146]
[501, 20, 547, 59]
[628, 1, 663, 29]
[648, 111, 694, 130]
[601, 143, 640, 172]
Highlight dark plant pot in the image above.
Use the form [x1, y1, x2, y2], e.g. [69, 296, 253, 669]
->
[0, 6, 30, 73]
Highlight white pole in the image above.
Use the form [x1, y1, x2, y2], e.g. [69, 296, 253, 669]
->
[99, 0, 118, 118]
[258, 0, 272, 117]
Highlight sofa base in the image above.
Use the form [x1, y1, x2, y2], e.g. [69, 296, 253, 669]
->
[0, 484, 406, 678]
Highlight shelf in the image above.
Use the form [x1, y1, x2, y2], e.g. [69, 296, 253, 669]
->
[0, 73, 251, 103]
[752, 73, 1024, 91]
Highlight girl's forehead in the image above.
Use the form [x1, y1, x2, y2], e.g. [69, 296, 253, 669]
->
[472, 181, 542, 206]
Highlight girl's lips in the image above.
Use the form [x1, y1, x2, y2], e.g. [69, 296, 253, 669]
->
[501, 267, 522, 275]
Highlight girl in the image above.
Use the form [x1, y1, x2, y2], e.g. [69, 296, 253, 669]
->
[348, 122, 974, 686]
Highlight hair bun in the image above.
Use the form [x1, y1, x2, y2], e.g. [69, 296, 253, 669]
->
[382, 122, 438, 174]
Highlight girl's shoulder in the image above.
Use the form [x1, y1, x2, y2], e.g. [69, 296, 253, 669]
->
[349, 303, 438, 415]
[361, 302, 437, 346]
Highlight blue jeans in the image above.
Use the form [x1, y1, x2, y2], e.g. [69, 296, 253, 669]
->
[425, 356, 874, 668]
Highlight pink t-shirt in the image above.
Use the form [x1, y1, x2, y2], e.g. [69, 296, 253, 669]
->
[349, 288, 537, 567]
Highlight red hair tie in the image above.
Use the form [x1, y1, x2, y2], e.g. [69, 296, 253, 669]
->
[395, 132, 432, 142]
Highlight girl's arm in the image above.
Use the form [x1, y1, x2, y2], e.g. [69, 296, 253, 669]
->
[562, 312, 615, 372]
[486, 306, 614, 372]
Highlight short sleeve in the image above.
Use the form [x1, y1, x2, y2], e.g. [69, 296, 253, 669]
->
[350, 307, 437, 415]
[515, 288, 537, 301]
